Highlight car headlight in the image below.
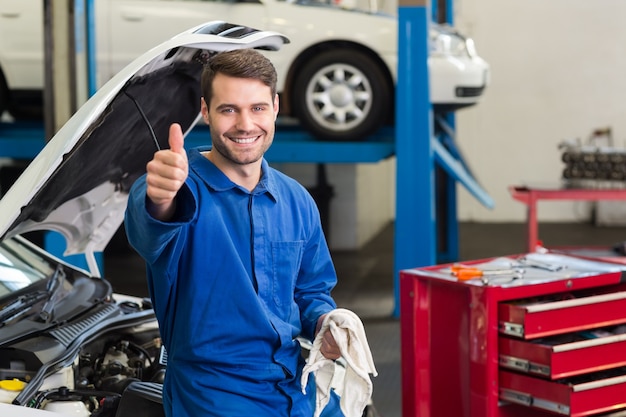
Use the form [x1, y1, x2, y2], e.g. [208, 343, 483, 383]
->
[464, 38, 478, 58]
[430, 24, 476, 59]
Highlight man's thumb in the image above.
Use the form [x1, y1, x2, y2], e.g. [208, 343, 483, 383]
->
[168, 123, 185, 154]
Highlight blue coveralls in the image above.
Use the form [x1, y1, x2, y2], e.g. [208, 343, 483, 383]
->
[124, 147, 343, 416]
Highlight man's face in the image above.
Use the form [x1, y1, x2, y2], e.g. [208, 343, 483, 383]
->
[201, 73, 278, 167]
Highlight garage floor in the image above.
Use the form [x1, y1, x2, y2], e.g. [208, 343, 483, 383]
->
[104, 221, 626, 417]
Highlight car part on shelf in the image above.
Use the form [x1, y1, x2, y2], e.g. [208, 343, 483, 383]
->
[559, 127, 626, 187]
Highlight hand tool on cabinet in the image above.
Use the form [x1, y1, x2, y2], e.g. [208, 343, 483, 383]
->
[515, 256, 564, 272]
[450, 265, 525, 285]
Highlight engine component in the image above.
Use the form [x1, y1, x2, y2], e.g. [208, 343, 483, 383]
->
[559, 127, 626, 188]
[43, 400, 90, 417]
[114, 381, 165, 417]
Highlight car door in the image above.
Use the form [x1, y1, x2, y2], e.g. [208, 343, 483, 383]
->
[98, 0, 268, 87]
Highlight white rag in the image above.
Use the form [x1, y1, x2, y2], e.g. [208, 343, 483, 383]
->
[301, 308, 378, 417]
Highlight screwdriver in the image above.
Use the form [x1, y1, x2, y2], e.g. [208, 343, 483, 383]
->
[450, 265, 522, 282]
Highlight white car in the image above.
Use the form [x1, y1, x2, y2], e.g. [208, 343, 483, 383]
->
[0, 22, 379, 417]
[0, 0, 489, 142]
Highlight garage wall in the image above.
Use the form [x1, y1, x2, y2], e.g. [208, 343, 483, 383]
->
[453, 0, 626, 222]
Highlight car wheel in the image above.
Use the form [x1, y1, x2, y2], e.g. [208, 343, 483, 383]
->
[292, 49, 391, 142]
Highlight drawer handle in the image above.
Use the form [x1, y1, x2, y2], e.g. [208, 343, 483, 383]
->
[499, 322, 524, 337]
[499, 355, 551, 377]
[499, 355, 530, 372]
[500, 389, 570, 415]
[526, 291, 626, 313]
[500, 389, 532, 406]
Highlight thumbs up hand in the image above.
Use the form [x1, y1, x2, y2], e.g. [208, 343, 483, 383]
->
[167, 122, 187, 156]
[145, 123, 189, 221]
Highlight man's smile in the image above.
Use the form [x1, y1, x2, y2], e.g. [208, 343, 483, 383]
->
[229, 136, 260, 144]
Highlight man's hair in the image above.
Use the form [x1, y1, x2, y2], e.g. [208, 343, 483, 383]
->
[201, 49, 278, 104]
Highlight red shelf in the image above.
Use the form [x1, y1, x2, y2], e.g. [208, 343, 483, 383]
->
[509, 184, 626, 252]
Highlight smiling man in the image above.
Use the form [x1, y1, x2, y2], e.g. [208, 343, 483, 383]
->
[124, 48, 344, 417]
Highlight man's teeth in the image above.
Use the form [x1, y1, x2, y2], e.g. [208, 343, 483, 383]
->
[233, 137, 256, 144]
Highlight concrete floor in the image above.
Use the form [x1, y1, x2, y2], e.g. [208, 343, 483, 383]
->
[104, 221, 626, 417]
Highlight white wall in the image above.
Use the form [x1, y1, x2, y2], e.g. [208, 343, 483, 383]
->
[355, 158, 396, 242]
[453, 0, 626, 222]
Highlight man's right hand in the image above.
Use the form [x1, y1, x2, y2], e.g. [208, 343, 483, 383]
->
[145, 123, 189, 221]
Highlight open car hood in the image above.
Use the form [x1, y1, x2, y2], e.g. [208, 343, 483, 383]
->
[0, 22, 288, 269]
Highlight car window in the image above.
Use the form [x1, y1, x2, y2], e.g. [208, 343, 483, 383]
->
[0, 238, 54, 297]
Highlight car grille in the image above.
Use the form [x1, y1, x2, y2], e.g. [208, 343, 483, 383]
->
[455, 86, 485, 97]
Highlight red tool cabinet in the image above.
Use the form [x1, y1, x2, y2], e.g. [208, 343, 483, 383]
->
[400, 253, 626, 417]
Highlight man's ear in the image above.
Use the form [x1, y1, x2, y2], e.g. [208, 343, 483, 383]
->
[200, 97, 210, 124]
[273, 94, 279, 121]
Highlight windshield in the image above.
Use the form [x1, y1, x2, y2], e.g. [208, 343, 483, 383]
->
[0, 238, 56, 298]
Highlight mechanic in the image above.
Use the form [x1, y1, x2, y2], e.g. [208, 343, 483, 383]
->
[124, 48, 344, 416]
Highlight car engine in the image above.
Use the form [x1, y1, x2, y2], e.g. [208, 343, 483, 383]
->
[0, 296, 164, 417]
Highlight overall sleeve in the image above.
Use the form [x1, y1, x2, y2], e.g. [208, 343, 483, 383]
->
[124, 175, 197, 333]
[124, 175, 197, 263]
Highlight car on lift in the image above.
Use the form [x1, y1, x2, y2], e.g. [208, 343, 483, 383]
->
[0, 21, 380, 417]
[0, 0, 489, 142]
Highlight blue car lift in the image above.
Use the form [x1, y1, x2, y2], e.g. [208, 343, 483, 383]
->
[0, 0, 493, 317]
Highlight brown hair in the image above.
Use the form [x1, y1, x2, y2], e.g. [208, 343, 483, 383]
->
[201, 49, 278, 105]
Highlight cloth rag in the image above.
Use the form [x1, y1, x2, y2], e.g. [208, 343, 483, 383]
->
[301, 308, 378, 417]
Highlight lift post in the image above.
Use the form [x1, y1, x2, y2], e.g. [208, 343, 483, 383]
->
[393, 0, 436, 318]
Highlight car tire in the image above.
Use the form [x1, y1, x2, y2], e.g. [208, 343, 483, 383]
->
[292, 49, 391, 142]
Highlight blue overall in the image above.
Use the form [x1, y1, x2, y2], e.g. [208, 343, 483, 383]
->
[125, 147, 343, 416]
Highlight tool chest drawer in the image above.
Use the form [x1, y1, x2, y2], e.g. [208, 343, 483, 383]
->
[498, 290, 626, 339]
[499, 368, 626, 417]
[498, 287, 626, 416]
[499, 327, 626, 379]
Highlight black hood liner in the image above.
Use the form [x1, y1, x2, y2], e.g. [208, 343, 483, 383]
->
[9, 57, 203, 229]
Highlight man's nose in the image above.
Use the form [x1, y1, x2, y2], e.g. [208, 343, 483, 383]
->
[236, 112, 255, 131]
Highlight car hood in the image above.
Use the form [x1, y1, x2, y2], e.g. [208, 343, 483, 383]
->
[0, 22, 288, 265]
